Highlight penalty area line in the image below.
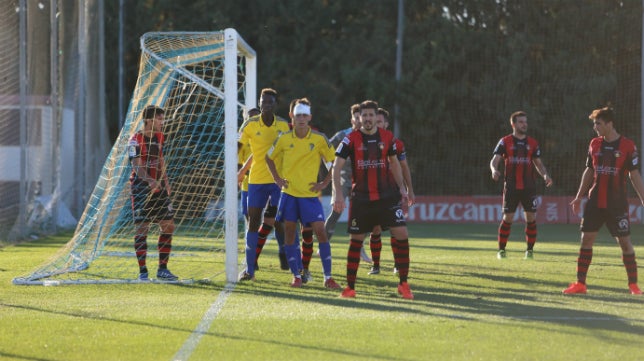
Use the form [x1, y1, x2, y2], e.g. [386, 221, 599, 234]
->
[172, 282, 236, 361]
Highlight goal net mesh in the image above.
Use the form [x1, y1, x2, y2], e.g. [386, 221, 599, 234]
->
[14, 30, 255, 285]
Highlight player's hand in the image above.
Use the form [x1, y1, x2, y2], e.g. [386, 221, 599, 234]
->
[401, 194, 409, 218]
[333, 197, 345, 213]
[237, 170, 246, 185]
[544, 174, 553, 187]
[275, 177, 288, 189]
[570, 197, 583, 215]
[309, 182, 324, 193]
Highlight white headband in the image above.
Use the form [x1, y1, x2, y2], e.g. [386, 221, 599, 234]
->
[293, 103, 311, 116]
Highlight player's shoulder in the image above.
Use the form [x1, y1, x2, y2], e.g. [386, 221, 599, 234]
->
[239, 115, 261, 130]
[310, 129, 330, 140]
[275, 115, 290, 126]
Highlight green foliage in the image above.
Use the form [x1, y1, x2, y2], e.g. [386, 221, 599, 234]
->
[104, 0, 642, 196]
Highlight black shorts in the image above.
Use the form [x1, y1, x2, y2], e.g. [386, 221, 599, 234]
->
[581, 203, 630, 237]
[347, 197, 406, 234]
[503, 188, 538, 213]
[131, 182, 175, 224]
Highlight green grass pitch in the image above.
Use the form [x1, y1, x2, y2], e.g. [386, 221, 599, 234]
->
[1, 223, 643, 361]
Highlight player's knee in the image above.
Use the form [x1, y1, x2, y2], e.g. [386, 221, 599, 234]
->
[264, 205, 277, 219]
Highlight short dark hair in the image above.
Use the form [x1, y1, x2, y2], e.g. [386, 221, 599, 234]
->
[377, 107, 390, 122]
[359, 100, 379, 113]
[260, 88, 278, 100]
[509, 111, 526, 124]
[589, 107, 615, 124]
[142, 105, 164, 120]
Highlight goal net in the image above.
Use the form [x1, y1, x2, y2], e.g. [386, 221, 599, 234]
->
[13, 29, 256, 285]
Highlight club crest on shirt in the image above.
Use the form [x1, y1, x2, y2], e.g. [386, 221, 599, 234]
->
[309, 143, 315, 151]
[614, 150, 621, 158]
[378, 142, 385, 150]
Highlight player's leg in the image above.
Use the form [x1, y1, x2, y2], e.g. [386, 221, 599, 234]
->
[564, 205, 602, 293]
[610, 213, 641, 294]
[131, 183, 150, 280]
[134, 221, 150, 279]
[277, 193, 303, 287]
[498, 189, 518, 258]
[242, 184, 271, 280]
[254, 201, 274, 269]
[368, 225, 382, 274]
[156, 218, 178, 280]
[341, 199, 370, 297]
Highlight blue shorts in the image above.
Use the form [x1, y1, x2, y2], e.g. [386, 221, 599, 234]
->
[240, 190, 248, 216]
[276, 193, 325, 224]
[247, 183, 281, 209]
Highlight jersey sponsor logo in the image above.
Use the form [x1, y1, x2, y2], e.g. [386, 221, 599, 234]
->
[508, 156, 531, 164]
[357, 159, 385, 169]
[595, 165, 619, 175]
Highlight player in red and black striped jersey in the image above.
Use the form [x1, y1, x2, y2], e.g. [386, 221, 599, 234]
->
[332, 100, 413, 299]
[128, 105, 178, 281]
[564, 107, 644, 295]
[490, 111, 553, 260]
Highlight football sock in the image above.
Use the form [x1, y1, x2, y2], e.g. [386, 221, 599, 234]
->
[325, 211, 341, 241]
[274, 222, 285, 254]
[346, 238, 364, 289]
[369, 233, 382, 267]
[285, 243, 301, 276]
[245, 231, 259, 276]
[525, 221, 537, 251]
[622, 253, 638, 284]
[318, 241, 332, 277]
[498, 220, 511, 250]
[301, 238, 314, 270]
[576, 248, 593, 284]
[157, 233, 172, 269]
[134, 234, 148, 273]
[393, 238, 410, 284]
[255, 223, 273, 261]
[390, 237, 398, 270]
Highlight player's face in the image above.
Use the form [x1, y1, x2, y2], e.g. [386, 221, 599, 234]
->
[351, 111, 361, 130]
[593, 118, 610, 137]
[293, 113, 310, 131]
[376, 114, 386, 129]
[259, 94, 276, 114]
[513, 116, 528, 135]
[152, 113, 164, 132]
[360, 108, 377, 131]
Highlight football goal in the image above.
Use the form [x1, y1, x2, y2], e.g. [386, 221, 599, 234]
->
[13, 29, 256, 285]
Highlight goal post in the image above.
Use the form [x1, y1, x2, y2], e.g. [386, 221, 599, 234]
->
[13, 29, 256, 285]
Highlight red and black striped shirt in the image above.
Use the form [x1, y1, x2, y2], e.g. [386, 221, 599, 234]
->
[336, 128, 399, 201]
[493, 135, 541, 190]
[586, 136, 639, 209]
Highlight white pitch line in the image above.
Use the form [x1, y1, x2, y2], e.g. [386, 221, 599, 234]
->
[172, 282, 236, 361]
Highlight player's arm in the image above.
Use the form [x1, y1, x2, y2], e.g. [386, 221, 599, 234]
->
[570, 167, 594, 215]
[400, 159, 415, 205]
[532, 158, 553, 187]
[158, 155, 171, 194]
[629, 169, 644, 206]
[389, 154, 407, 198]
[490, 154, 502, 181]
[332, 157, 346, 213]
[131, 154, 159, 191]
[265, 153, 287, 189]
[238, 154, 252, 185]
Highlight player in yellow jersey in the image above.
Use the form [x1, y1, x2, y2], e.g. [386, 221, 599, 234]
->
[266, 98, 341, 289]
[237, 89, 291, 281]
[238, 108, 260, 227]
